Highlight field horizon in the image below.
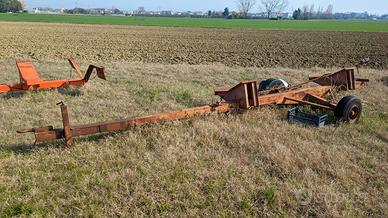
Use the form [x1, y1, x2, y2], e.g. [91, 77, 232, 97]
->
[1, 13, 388, 32]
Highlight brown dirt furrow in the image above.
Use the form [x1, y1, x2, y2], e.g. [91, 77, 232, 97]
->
[1, 22, 387, 68]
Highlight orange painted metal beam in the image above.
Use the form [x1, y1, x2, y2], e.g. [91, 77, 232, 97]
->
[258, 86, 332, 106]
[0, 59, 105, 94]
[18, 103, 231, 145]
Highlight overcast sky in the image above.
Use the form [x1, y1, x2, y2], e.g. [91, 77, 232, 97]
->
[26, 0, 388, 14]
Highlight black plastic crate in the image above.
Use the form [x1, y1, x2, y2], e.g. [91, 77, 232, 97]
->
[287, 107, 328, 128]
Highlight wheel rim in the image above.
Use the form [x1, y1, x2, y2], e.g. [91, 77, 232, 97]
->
[348, 105, 360, 121]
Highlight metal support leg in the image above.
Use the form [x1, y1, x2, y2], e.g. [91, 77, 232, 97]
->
[58, 102, 72, 148]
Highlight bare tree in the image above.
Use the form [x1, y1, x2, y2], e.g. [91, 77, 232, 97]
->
[317, 6, 323, 17]
[302, 4, 309, 20]
[18, 0, 26, 10]
[324, 4, 334, 18]
[260, 0, 288, 18]
[236, 0, 256, 17]
[309, 4, 315, 19]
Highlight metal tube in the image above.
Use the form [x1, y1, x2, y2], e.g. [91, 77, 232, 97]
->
[21, 103, 231, 146]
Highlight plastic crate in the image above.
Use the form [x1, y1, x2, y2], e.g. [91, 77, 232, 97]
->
[287, 107, 328, 128]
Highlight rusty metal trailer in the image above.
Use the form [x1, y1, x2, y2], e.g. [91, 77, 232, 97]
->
[0, 59, 106, 93]
[18, 68, 369, 148]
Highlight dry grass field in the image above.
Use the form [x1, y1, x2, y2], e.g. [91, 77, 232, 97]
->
[0, 22, 387, 217]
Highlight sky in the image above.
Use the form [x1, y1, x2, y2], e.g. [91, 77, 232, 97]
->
[25, 0, 388, 15]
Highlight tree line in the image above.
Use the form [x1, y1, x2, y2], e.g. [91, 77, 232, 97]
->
[292, 4, 334, 20]
[63, 8, 123, 15]
[0, 0, 23, 13]
[204, 0, 288, 19]
[236, 0, 335, 19]
[237, 0, 288, 18]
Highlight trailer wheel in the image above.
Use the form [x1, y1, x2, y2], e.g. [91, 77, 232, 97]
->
[334, 96, 362, 123]
[268, 79, 289, 89]
[258, 78, 276, 91]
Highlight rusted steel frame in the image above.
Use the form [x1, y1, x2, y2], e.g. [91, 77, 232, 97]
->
[68, 58, 105, 81]
[309, 68, 369, 90]
[258, 73, 334, 95]
[59, 102, 72, 148]
[283, 97, 332, 110]
[305, 94, 337, 109]
[18, 103, 231, 145]
[258, 86, 332, 106]
[258, 68, 363, 95]
[355, 79, 369, 89]
[284, 73, 334, 92]
[83, 65, 106, 81]
[214, 80, 258, 109]
[256, 74, 330, 95]
[67, 59, 105, 81]
[68, 59, 84, 79]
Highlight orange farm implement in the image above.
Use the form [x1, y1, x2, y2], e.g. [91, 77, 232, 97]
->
[18, 68, 369, 148]
[0, 59, 106, 93]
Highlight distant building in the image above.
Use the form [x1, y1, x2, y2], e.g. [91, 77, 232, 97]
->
[334, 12, 370, 19]
[160, 11, 172, 16]
[280, 12, 292, 19]
[32, 7, 64, 14]
[88, 8, 105, 15]
[251, 12, 267, 18]
[249, 12, 292, 19]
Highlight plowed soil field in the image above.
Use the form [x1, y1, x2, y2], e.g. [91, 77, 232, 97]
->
[1, 22, 387, 68]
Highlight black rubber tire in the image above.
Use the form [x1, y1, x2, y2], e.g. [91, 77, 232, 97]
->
[258, 80, 266, 91]
[334, 96, 362, 123]
[268, 79, 289, 89]
[258, 78, 276, 91]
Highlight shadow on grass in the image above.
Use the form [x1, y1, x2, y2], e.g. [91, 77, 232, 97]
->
[375, 130, 388, 143]
[2, 132, 123, 154]
[2, 142, 62, 154]
[57, 87, 83, 96]
[1, 91, 27, 99]
[1, 87, 83, 99]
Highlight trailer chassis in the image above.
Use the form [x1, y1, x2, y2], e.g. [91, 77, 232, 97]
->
[18, 67, 368, 147]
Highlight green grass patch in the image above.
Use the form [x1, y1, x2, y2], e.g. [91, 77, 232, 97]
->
[176, 90, 194, 107]
[0, 13, 387, 32]
[1, 202, 39, 217]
